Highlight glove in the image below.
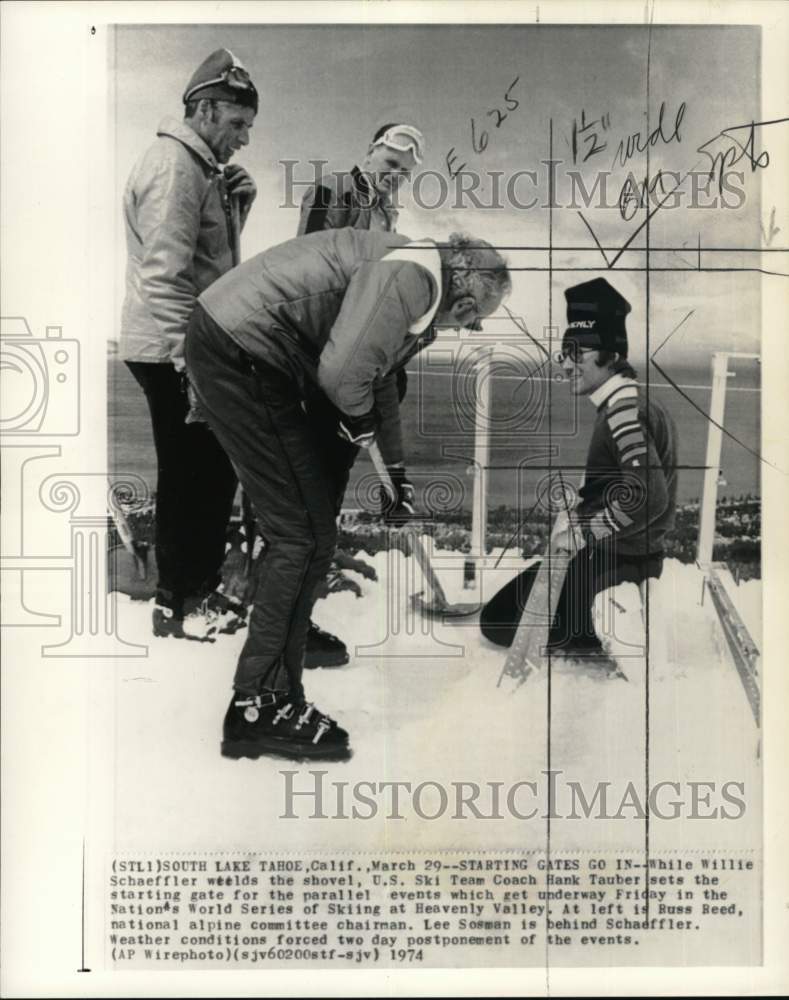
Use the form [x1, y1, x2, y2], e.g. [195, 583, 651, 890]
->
[382, 465, 417, 526]
[224, 164, 257, 223]
[337, 410, 377, 448]
[551, 510, 585, 554]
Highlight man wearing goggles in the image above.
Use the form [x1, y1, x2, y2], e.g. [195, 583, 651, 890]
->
[298, 122, 425, 237]
[120, 48, 259, 641]
[365, 124, 425, 194]
[482, 277, 678, 667]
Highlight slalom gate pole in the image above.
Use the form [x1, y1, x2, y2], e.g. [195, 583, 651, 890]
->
[465, 346, 493, 589]
[694, 352, 760, 733]
[697, 352, 729, 567]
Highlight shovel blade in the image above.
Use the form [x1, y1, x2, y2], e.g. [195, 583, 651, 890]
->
[411, 593, 481, 619]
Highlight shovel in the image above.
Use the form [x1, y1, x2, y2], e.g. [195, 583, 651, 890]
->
[368, 442, 480, 618]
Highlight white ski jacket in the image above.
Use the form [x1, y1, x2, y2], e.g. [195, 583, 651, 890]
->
[119, 116, 234, 367]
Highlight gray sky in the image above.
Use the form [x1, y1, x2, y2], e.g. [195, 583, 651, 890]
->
[113, 23, 763, 365]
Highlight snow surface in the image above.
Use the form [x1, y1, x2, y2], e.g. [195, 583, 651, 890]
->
[107, 543, 762, 856]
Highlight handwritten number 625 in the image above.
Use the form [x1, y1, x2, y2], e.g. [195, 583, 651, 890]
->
[471, 75, 521, 155]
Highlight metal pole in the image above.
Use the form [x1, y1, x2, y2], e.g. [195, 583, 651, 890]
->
[465, 346, 493, 588]
[697, 352, 729, 566]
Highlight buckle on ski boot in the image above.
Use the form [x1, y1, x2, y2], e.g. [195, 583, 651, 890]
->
[272, 702, 296, 726]
[234, 692, 277, 723]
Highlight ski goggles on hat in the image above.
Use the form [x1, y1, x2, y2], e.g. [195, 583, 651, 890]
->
[372, 125, 425, 164]
[184, 58, 255, 103]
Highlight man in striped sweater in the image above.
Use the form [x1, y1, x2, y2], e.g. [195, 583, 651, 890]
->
[481, 277, 678, 658]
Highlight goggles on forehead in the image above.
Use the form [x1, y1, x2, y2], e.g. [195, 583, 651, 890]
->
[372, 125, 425, 164]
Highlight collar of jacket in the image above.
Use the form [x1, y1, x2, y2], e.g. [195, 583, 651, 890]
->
[589, 371, 636, 410]
[156, 115, 222, 174]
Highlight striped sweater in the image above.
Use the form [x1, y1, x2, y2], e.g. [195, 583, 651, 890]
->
[573, 373, 678, 556]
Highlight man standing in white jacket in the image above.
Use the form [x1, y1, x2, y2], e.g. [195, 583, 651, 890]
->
[119, 48, 258, 638]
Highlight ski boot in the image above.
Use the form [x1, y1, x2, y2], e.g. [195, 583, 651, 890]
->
[304, 622, 349, 669]
[152, 604, 186, 638]
[221, 692, 351, 761]
[152, 603, 215, 643]
[196, 588, 248, 636]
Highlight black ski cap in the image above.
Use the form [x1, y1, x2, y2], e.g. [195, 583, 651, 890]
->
[563, 277, 631, 357]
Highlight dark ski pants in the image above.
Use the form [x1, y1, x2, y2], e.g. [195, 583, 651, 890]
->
[185, 306, 338, 699]
[481, 546, 664, 649]
[303, 387, 359, 516]
[125, 360, 237, 614]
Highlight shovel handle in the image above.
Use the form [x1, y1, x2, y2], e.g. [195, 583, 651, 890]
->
[369, 443, 450, 608]
[368, 442, 396, 503]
